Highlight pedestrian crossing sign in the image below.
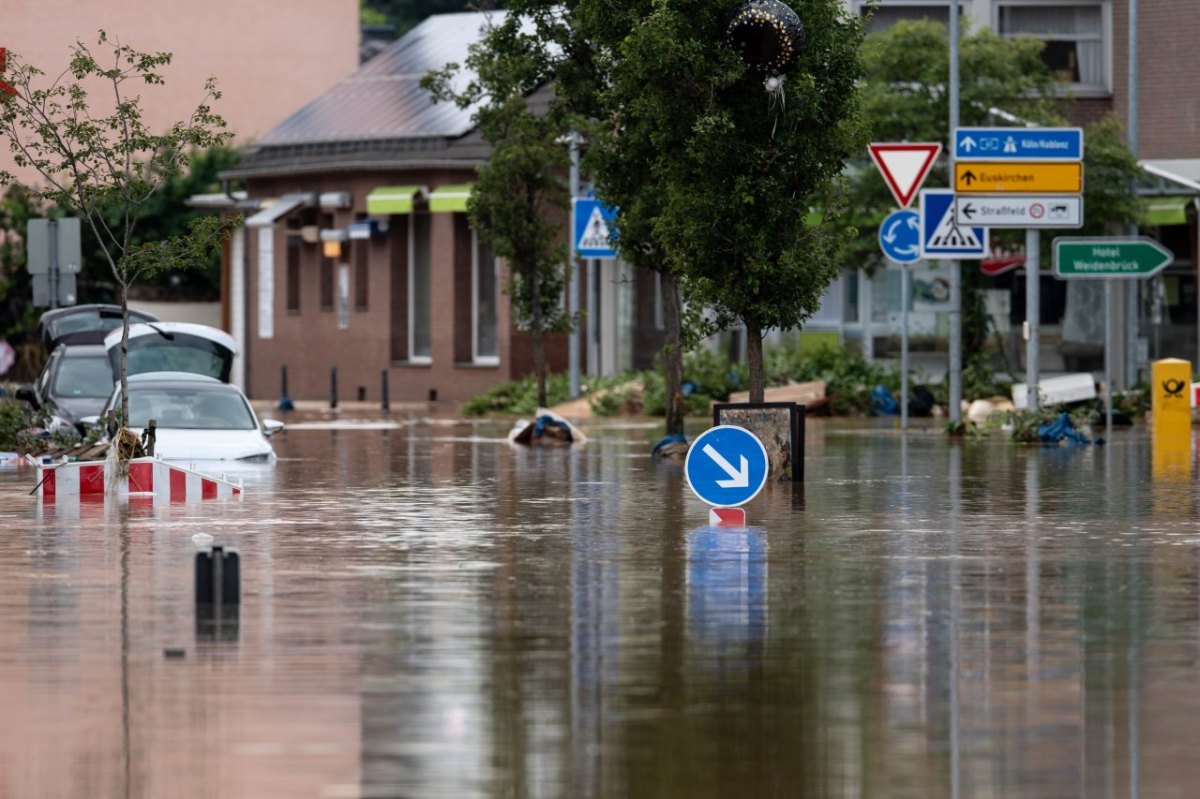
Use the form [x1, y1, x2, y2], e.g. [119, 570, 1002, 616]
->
[573, 198, 619, 259]
[919, 188, 988, 260]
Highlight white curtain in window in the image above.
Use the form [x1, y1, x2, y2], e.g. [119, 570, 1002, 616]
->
[1002, 5, 1103, 85]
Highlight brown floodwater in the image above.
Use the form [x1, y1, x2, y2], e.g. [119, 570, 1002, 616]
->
[1, 417, 1198, 798]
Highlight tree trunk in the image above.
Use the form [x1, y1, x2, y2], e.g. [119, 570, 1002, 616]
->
[661, 270, 685, 436]
[746, 320, 765, 403]
[119, 280, 130, 429]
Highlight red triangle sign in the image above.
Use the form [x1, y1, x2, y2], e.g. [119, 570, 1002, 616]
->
[868, 143, 942, 209]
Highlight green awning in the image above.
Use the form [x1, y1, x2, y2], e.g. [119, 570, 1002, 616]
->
[1144, 195, 1192, 227]
[366, 185, 422, 215]
[429, 183, 474, 213]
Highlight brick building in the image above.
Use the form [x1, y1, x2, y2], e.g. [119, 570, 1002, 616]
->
[213, 12, 664, 404]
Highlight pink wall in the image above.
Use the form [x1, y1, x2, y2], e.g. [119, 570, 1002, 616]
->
[1, 0, 360, 183]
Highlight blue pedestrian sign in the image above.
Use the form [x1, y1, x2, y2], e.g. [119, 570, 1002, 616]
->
[684, 425, 770, 508]
[919, 189, 988, 260]
[954, 127, 1083, 162]
[573, 198, 619, 259]
[879, 209, 920, 264]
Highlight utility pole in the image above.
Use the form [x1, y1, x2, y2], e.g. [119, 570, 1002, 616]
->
[568, 130, 582, 398]
[948, 0, 962, 427]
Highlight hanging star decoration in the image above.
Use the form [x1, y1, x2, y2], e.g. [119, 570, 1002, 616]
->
[0, 49, 16, 98]
[726, 0, 804, 77]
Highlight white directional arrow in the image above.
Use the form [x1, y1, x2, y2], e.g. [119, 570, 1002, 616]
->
[702, 444, 749, 488]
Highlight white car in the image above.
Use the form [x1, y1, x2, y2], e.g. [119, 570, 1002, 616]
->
[96, 372, 283, 462]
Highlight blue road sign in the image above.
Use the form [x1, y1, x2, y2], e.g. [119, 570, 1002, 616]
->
[919, 189, 988, 260]
[684, 425, 770, 508]
[573, 198, 619, 258]
[879, 209, 920, 264]
[954, 127, 1083, 162]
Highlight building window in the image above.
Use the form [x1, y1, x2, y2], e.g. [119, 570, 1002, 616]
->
[997, 2, 1109, 93]
[473, 231, 499, 363]
[854, 1, 950, 34]
[354, 238, 369, 311]
[409, 212, 432, 362]
[286, 236, 301, 313]
[320, 256, 334, 310]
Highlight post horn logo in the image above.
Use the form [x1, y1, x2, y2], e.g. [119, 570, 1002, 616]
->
[1162, 378, 1186, 398]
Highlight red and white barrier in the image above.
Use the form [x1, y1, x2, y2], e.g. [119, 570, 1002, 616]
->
[36, 456, 243, 504]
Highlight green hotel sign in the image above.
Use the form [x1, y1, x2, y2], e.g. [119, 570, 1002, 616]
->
[1053, 237, 1174, 279]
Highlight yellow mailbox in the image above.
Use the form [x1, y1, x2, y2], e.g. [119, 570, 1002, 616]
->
[1151, 358, 1193, 481]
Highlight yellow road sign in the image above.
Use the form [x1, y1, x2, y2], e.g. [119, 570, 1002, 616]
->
[954, 162, 1083, 193]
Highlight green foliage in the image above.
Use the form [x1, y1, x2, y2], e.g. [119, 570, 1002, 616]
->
[766, 341, 897, 414]
[461, 372, 572, 417]
[0, 185, 47, 349]
[0, 397, 49, 452]
[1007, 403, 1098, 444]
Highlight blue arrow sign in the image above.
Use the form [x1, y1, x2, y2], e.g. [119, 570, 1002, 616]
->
[684, 425, 770, 508]
[573, 198, 619, 258]
[879, 209, 920, 264]
[919, 189, 988, 260]
[954, 127, 1083, 161]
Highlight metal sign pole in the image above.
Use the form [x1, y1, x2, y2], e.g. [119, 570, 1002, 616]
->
[901, 263, 910, 431]
[568, 131, 581, 398]
[1026, 229, 1040, 410]
[1105, 280, 1113, 436]
[947, 0, 962, 427]
[48, 218, 59, 311]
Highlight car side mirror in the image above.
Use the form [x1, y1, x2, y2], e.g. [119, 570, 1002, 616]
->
[15, 385, 38, 407]
[262, 419, 285, 437]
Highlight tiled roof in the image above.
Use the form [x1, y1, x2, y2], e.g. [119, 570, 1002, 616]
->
[251, 11, 506, 148]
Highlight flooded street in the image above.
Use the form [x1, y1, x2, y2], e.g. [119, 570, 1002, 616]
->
[1, 419, 1198, 798]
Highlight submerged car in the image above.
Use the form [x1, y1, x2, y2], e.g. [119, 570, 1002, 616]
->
[17, 331, 117, 428]
[38, 304, 158, 353]
[105, 322, 236, 383]
[18, 305, 162, 429]
[95, 372, 282, 462]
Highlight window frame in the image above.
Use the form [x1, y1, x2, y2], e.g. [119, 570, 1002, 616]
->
[993, 0, 1112, 97]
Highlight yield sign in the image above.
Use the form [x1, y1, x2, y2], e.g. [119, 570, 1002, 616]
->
[868, 143, 942, 209]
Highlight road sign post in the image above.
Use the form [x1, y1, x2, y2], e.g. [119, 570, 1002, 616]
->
[1053, 237, 1174, 279]
[572, 198, 618, 259]
[954, 162, 1083, 194]
[684, 425, 769, 510]
[868, 143, 942, 209]
[919, 189, 988, 260]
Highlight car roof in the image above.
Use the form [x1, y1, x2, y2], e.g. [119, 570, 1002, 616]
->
[58, 343, 108, 357]
[126, 371, 226, 385]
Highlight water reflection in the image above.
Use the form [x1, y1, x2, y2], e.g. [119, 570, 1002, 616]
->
[3, 422, 1200, 795]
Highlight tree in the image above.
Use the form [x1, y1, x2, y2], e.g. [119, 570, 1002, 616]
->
[424, 16, 574, 408]
[581, 0, 868, 402]
[0, 33, 235, 427]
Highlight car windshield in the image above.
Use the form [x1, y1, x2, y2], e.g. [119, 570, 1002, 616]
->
[125, 386, 256, 430]
[53, 354, 114, 398]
